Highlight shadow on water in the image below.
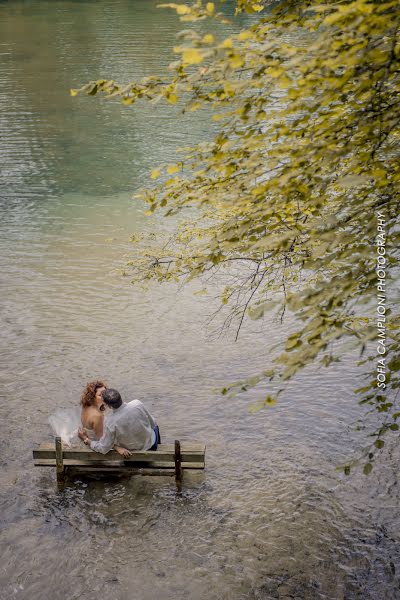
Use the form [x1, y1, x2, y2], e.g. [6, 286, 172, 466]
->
[29, 470, 210, 545]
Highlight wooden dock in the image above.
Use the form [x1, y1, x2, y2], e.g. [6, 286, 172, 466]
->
[33, 438, 206, 485]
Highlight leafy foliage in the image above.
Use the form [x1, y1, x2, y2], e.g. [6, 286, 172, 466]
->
[73, 0, 400, 468]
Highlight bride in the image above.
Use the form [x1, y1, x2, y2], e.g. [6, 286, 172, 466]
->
[80, 380, 108, 440]
[49, 379, 129, 457]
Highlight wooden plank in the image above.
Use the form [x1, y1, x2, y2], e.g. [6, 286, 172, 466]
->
[67, 467, 177, 476]
[35, 442, 205, 453]
[34, 442, 206, 452]
[135, 461, 204, 469]
[33, 449, 204, 463]
[34, 459, 205, 469]
[33, 445, 205, 463]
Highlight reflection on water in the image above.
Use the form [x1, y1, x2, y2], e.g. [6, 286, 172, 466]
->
[0, 1, 399, 599]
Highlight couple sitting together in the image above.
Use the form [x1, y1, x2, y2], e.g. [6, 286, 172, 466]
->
[79, 380, 160, 459]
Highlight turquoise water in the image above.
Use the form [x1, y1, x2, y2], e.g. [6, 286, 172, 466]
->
[0, 2, 399, 599]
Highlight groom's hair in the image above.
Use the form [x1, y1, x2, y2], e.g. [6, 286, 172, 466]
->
[102, 388, 122, 409]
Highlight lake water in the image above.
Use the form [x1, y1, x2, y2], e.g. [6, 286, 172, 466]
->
[0, 2, 399, 599]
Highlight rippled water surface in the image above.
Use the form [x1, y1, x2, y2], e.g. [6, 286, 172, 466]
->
[1, 2, 399, 599]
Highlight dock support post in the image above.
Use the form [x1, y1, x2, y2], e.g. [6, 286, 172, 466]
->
[55, 437, 65, 484]
[174, 440, 182, 487]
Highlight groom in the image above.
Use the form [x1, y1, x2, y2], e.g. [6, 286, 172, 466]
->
[78, 388, 160, 457]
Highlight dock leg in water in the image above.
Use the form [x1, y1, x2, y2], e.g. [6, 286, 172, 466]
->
[55, 436, 65, 485]
[174, 439, 182, 490]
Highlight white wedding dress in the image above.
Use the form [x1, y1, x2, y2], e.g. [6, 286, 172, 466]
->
[48, 406, 83, 447]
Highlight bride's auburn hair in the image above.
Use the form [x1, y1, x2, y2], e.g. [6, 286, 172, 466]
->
[80, 380, 107, 408]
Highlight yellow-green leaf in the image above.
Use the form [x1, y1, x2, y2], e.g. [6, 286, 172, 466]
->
[182, 48, 204, 65]
[176, 4, 190, 15]
[203, 34, 215, 44]
[166, 92, 178, 104]
[219, 38, 233, 49]
[167, 164, 181, 174]
[150, 169, 161, 180]
[264, 396, 277, 406]
[238, 30, 252, 41]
